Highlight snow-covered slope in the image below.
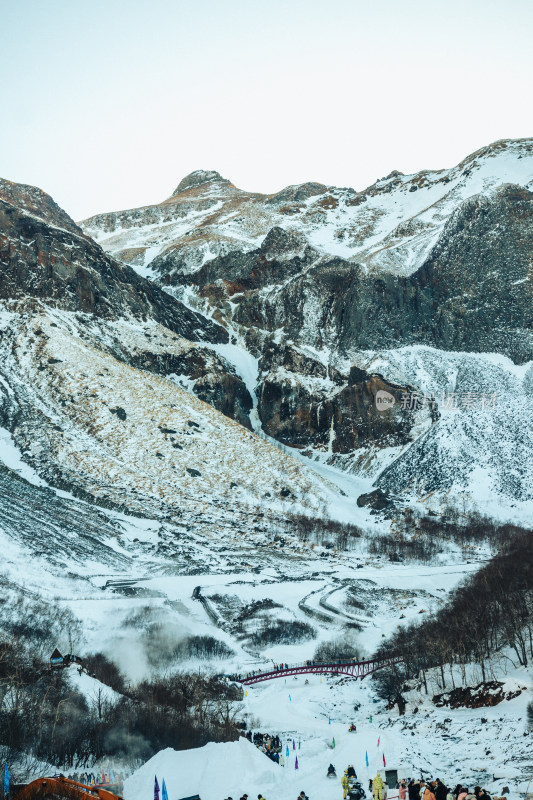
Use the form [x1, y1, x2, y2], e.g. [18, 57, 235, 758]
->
[0, 305, 351, 523]
[78, 139, 533, 523]
[123, 670, 532, 800]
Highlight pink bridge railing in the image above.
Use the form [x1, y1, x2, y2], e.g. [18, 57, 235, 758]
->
[236, 655, 404, 685]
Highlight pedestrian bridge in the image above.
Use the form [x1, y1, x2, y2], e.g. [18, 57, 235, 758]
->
[235, 654, 404, 685]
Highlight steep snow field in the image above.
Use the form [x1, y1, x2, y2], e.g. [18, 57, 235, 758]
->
[360, 347, 533, 521]
[0, 306, 355, 523]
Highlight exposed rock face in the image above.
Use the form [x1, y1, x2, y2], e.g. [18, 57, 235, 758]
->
[183, 226, 320, 293]
[356, 489, 393, 511]
[256, 343, 432, 453]
[126, 345, 253, 429]
[229, 186, 533, 363]
[407, 185, 533, 362]
[0, 179, 256, 429]
[0, 180, 227, 344]
[433, 681, 523, 709]
[265, 182, 328, 205]
[172, 170, 232, 195]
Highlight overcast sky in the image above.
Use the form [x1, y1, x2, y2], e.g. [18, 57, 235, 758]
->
[1, 0, 532, 220]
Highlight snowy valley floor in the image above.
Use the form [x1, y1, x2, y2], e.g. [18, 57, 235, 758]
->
[122, 666, 532, 800]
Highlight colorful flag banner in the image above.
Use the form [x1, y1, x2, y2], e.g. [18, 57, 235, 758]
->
[383, 753, 386, 767]
[154, 776, 160, 800]
[295, 757, 299, 770]
[4, 765, 10, 797]
[365, 751, 369, 767]
[162, 780, 169, 800]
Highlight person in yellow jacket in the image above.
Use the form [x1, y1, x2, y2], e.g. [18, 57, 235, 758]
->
[342, 772, 350, 799]
[373, 773, 384, 800]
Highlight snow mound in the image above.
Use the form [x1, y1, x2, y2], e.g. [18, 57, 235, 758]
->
[124, 739, 280, 800]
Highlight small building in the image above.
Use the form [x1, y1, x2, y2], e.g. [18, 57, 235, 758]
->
[50, 648, 63, 668]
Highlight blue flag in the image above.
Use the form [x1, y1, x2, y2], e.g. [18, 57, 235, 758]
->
[4, 764, 10, 796]
[154, 776, 160, 800]
[162, 780, 168, 800]
[365, 751, 369, 767]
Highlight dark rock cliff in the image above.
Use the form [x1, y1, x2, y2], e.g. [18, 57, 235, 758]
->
[0, 180, 227, 344]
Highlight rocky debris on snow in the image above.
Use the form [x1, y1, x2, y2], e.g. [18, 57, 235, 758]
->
[356, 488, 393, 511]
[433, 681, 524, 709]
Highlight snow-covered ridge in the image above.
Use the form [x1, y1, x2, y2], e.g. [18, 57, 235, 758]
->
[81, 138, 533, 279]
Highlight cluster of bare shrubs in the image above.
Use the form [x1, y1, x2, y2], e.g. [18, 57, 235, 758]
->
[313, 635, 360, 662]
[373, 528, 533, 696]
[235, 599, 281, 623]
[0, 580, 241, 771]
[367, 533, 441, 563]
[282, 506, 521, 564]
[283, 513, 363, 549]
[174, 635, 234, 661]
[142, 624, 234, 669]
[248, 619, 315, 648]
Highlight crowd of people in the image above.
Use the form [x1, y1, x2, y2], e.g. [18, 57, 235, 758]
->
[223, 793, 310, 800]
[63, 770, 124, 788]
[221, 774, 500, 800]
[244, 730, 284, 764]
[371, 776, 497, 800]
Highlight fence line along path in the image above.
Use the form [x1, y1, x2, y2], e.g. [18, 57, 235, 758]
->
[235, 655, 404, 686]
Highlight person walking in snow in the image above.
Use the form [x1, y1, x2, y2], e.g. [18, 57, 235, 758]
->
[409, 782, 420, 800]
[342, 773, 350, 799]
[373, 773, 384, 800]
[434, 780, 448, 800]
[399, 783, 407, 800]
[421, 782, 436, 800]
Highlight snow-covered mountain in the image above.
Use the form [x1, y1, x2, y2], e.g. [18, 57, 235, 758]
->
[82, 139, 533, 281]
[1, 152, 532, 792]
[80, 139, 533, 519]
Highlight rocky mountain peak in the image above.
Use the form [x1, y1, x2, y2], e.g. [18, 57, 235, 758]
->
[260, 226, 313, 260]
[0, 178, 83, 236]
[172, 170, 231, 196]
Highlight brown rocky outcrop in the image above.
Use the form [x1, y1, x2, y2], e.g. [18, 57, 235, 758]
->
[256, 344, 431, 452]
